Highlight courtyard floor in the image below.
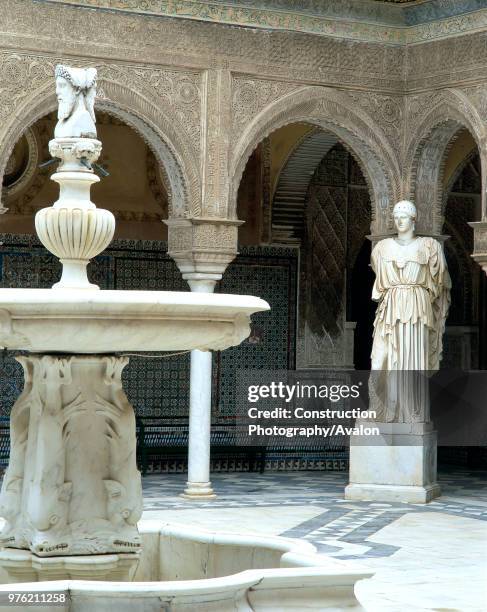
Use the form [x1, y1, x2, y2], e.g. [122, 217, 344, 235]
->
[142, 467, 487, 612]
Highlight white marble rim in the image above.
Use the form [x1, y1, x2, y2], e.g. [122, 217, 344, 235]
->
[0, 288, 270, 318]
[0, 565, 371, 594]
[0, 520, 373, 595]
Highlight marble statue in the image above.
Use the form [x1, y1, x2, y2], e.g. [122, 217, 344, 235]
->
[54, 64, 97, 139]
[370, 200, 451, 422]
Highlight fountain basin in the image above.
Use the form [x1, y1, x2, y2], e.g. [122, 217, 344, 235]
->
[0, 520, 372, 611]
[0, 288, 269, 557]
[0, 288, 269, 353]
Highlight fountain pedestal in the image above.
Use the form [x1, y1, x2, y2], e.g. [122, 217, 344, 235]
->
[35, 137, 114, 291]
[0, 355, 142, 557]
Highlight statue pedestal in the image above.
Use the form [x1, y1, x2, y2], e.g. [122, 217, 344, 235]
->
[345, 422, 441, 503]
[0, 355, 142, 556]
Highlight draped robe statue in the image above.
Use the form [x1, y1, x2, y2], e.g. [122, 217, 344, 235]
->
[369, 201, 451, 422]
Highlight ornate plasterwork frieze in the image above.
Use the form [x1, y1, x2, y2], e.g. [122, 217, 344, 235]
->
[408, 9, 487, 43]
[231, 77, 303, 143]
[0, 51, 202, 218]
[345, 92, 404, 165]
[459, 85, 487, 124]
[36, 0, 487, 45]
[100, 64, 203, 156]
[2, 2, 487, 95]
[0, 1, 405, 92]
[406, 31, 487, 92]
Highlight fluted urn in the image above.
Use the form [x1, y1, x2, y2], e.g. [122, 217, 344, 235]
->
[35, 137, 115, 289]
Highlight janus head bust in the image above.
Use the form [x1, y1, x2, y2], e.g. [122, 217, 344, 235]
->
[393, 200, 416, 237]
[54, 65, 97, 139]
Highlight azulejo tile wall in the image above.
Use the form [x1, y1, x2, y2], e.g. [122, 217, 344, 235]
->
[0, 234, 350, 472]
[0, 234, 297, 420]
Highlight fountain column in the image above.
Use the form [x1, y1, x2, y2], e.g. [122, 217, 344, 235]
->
[166, 218, 242, 499]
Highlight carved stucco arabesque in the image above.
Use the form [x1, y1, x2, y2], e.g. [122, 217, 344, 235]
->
[230, 82, 402, 235]
[0, 52, 202, 221]
[2, 4, 487, 257]
[403, 88, 487, 236]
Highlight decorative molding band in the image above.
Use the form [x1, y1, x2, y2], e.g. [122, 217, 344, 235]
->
[39, 0, 487, 44]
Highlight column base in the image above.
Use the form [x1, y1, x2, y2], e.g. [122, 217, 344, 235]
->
[180, 482, 217, 500]
[344, 482, 441, 504]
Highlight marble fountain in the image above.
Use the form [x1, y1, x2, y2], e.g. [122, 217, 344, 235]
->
[0, 65, 371, 610]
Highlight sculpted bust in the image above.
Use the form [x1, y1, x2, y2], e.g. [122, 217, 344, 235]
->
[54, 64, 97, 139]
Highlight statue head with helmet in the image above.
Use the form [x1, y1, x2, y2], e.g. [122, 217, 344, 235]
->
[393, 200, 417, 236]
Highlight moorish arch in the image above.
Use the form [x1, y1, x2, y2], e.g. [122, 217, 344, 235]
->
[271, 129, 338, 243]
[244, 126, 376, 369]
[294, 142, 374, 369]
[230, 87, 400, 235]
[443, 145, 480, 203]
[406, 91, 485, 236]
[441, 144, 483, 369]
[0, 77, 200, 219]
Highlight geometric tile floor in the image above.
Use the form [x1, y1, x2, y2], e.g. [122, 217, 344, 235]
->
[142, 467, 487, 559]
[142, 467, 487, 611]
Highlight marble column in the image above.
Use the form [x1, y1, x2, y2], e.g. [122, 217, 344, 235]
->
[182, 275, 219, 499]
[165, 218, 241, 499]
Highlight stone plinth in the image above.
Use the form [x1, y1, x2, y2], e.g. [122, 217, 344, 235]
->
[345, 421, 440, 503]
[0, 354, 142, 556]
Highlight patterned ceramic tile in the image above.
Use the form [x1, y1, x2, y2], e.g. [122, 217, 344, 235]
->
[0, 234, 303, 471]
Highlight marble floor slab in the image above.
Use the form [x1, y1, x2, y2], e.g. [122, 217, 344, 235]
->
[141, 467, 487, 611]
[143, 504, 329, 535]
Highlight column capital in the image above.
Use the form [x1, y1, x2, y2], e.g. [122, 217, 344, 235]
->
[165, 217, 242, 278]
